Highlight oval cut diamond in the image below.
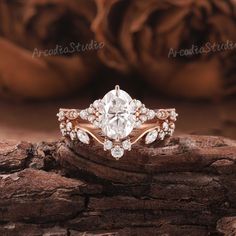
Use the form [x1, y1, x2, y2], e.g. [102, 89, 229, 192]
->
[99, 89, 136, 140]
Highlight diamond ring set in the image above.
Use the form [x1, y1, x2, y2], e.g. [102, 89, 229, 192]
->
[57, 85, 177, 160]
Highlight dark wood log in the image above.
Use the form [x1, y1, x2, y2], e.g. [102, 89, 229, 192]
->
[0, 135, 236, 235]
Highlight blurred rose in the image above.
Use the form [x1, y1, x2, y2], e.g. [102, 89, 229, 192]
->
[0, 0, 99, 100]
[93, 0, 236, 99]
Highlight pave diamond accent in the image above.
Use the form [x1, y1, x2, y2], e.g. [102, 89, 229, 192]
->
[111, 146, 124, 160]
[60, 123, 65, 130]
[122, 139, 131, 151]
[79, 110, 88, 120]
[147, 110, 156, 119]
[61, 128, 67, 136]
[66, 122, 73, 131]
[104, 139, 113, 150]
[159, 130, 165, 140]
[162, 122, 169, 132]
[57, 111, 65, 121]
[70, 130, 77, 140]
[170, 110, 178, 121]
[139, 115, 147, 122]
[130, 99, 142, 110]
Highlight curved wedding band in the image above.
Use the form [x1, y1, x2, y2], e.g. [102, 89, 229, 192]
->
[57, 85, 178, 159]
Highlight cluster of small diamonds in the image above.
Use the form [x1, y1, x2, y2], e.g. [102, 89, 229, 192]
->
[103, 138, 132, 160]
[130, 99, 156, 128]
[145, 109, 178, 145]
[57, 110, 90, 144]
[79, 99, 157, 129]
[79, 99, 103, 128]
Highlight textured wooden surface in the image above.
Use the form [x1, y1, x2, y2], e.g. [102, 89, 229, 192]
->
[0, 135, 236, 235]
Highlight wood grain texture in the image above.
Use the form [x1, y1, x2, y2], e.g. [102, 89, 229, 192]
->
[0, 135, 235, 235]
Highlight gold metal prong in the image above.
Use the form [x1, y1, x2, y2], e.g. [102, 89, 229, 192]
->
[115, 85, 120, 96]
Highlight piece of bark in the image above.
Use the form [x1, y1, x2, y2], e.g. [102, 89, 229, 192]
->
[0, 135, 235, 235]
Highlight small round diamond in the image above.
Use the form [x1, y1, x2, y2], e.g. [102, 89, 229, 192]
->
[134, 120, 142, 128]
[169, 122, 175, 129]
[104, 140, 113, 150]
[140, 107, 147, 114]
[61, 129, 67, 136]
[60, 123, 65, 129]
[122, 140, 131, 150]
[135, 100, 142, 108]
[162, 122, 169, 131]
[57, 111, 65, 121]
[168, 129, 174, 136]
[88, 107, 95, 114]
[70, 131, 77, 140]
[66, 122, 73, 131]
[139, 115, 147, 122]
[93, 99, 101, 108]
[80, 110, 88, 120]
[111, 146, 124, 159]
[159, 131, 165, 140]
[170, 110, 178, 121]
[88, 115, 96, 122]
[147, 110, 156, 120]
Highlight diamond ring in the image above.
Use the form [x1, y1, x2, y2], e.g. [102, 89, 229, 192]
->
[57, 85, 178, 160]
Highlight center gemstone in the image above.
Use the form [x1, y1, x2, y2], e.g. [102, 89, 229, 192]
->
[99, 88, 135, 140]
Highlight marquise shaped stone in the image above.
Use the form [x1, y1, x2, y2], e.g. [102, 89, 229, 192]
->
[145, 130, 158, 144]
[77, 130, 90, 144]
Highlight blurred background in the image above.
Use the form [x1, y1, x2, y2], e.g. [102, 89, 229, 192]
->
[0, 0, 235, 142]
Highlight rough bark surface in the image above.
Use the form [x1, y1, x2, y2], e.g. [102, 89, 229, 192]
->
[0, 135, 236, 236]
